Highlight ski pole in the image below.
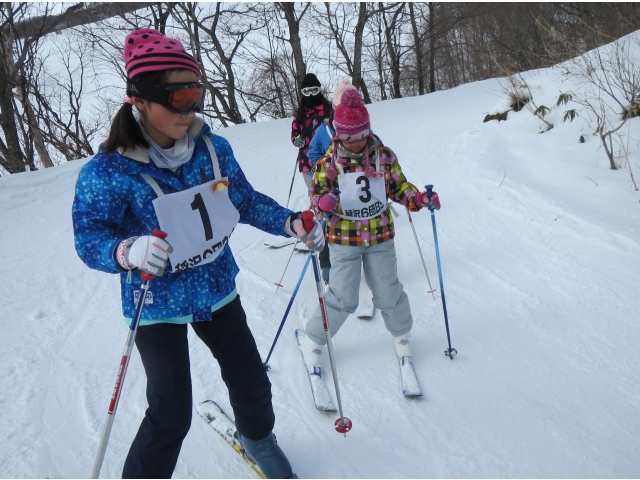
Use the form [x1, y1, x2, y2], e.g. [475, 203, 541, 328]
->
[302, 211, 352, 436]
[425, 185, 457, 360]
[91, 230, 168, 478]
[274, 238, 300, 294]
[405, 207, 436, 301]
[285, 161, 297, 209]
[275, 202, 313, 293]
[263, 251, 312, 370]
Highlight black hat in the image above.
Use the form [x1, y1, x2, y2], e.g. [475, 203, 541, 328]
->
[301, 73, 321, 89]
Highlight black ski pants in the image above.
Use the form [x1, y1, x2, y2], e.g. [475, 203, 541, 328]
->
[122, 295, 274, 478]
[319, 241, 330, 269]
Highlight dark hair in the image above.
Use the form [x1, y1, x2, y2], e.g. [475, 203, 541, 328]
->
[104, 69, 179, 153]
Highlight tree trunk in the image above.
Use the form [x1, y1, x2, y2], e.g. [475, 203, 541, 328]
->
[353, 3, 372, 103]
[17, 81, 54, 168]
[0, 25, 25, 173]
[0, 83, 26, 173]
[9, 2, 149, 40]
[383, 3, 405, 99]
[376, 9, 387, 101]
[428, 2, 436, 93]
[278, 2, 307, 90]
[409, 3, 425, 95]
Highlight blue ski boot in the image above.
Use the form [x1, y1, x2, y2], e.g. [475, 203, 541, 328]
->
[240, 432, 297, 478]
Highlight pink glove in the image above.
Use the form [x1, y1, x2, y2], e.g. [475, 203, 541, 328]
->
[416, 190, 441, 210]
[318, 191, 340, 213]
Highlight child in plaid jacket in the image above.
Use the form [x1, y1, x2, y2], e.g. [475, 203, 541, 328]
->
[300, 89, 441, 368]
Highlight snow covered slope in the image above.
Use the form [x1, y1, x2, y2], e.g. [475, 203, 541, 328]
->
[1, 39, 639, 478]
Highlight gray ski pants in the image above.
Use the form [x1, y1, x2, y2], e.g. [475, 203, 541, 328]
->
[301, 170, 314, 194]
[304, 239, 413, 345]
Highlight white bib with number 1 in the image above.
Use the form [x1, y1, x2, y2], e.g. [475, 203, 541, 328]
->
[152, 179, 240, 273]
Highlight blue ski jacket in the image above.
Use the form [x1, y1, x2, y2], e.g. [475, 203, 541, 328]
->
[307, 119, 335, 167]
[72, 118, 293, 324]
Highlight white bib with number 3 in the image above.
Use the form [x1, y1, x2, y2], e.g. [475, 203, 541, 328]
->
[337, 172, 386, 220]
[152, 178, 239, 272]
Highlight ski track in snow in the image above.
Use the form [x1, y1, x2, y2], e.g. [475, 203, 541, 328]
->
[2, 38, 640, 477]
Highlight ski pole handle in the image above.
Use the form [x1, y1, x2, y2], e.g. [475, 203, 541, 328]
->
[425, 185, 435, 212]
[141, 229, 168, 281]
[301, 210, 316, 233]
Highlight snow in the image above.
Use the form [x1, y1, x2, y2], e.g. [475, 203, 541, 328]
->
[2, 38, 640, 478]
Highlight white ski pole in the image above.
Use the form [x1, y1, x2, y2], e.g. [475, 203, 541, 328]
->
[91, 229, 167, 478]
[405, 207, 436, 301]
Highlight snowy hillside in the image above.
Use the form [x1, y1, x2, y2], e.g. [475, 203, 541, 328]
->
[2, 38, 640, 478]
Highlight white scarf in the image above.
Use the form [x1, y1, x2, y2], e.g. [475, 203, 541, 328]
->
[137, 118, 195, 172]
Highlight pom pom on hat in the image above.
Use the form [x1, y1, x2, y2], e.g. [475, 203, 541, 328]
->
[340, 89, 363, 108]
[333, 89, 370, 140]
[332, 78, 357, 106]
[124, 28, 201, 80]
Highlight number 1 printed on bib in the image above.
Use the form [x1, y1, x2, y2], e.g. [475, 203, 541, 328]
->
[152, 178, 240, 272]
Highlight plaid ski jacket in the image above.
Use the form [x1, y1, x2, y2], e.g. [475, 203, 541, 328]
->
[311, 137, 422, 247]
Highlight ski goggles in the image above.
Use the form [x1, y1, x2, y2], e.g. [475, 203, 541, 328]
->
[126, 80, 206, 114]
[301, 86, 321, 96]
[335, 129, 370, 143]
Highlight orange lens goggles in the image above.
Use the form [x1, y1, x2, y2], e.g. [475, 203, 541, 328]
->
[166, 84, 206, 113]
[126, 80, 206, 114]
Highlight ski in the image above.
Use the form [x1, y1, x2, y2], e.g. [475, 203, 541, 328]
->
[355, 290, 375, 319]
[264, 236, 308, 253]
[264, 236, 296, 248]
[399, 356, 423, 397]
[196, 400, 266, 479]
[294, 329, 337, 412]
[294, 243, 309, 253]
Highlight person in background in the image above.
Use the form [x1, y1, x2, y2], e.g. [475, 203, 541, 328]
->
[300, 89, 441, 371]
[306, 78, 356, 168]
[72, 27, 324, 479]
[306, 78, 357, 283]
[290, 73, 332, 193]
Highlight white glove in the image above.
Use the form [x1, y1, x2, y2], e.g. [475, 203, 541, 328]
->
[116, 235, 173, 276]
[284, 211, 325, 252]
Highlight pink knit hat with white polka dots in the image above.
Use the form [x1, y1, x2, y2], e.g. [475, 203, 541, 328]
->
[124, 28, 201, 80]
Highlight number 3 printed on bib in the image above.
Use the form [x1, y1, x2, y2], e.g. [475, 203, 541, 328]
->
[338, 172, 386, 220]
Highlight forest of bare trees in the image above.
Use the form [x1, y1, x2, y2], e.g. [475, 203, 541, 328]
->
[1, 2, 640, 175]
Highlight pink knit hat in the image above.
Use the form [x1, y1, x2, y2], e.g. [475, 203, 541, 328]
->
[124, 28, 201, 80]
[332, 78, 357, 106]
[333, 89, 370, 142]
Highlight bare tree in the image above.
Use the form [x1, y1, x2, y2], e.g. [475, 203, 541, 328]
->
[174, 2, 261, 126]
[242, 4, 299, 119]
[560, 34, 640, 170]
[276, 2, 311, 90]
[320, 2, 373, 103]
[7, 2, 148, 40]
[0, 3, 45, 173]
[408, 2, 425, 95]
[382, 2, 407, 99]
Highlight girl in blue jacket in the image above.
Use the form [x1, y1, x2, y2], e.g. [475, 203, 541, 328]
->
[72, 28, 323, 479]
